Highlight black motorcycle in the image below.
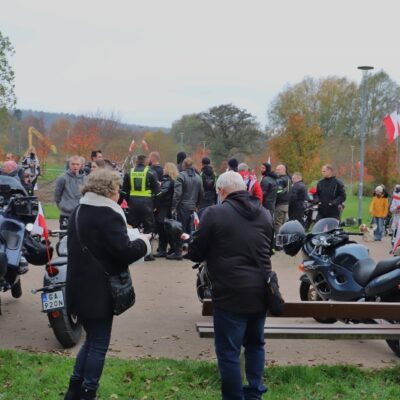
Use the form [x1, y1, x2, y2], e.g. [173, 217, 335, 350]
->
[192, 261, 212, 302]
[0, 175, 49, 314]
[277, 218, 400, 357]
[32, 230, 82, 348]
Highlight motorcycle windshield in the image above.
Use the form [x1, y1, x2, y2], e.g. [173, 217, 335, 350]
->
[312, 218, 339, 234]
[0, 175, 27, 196]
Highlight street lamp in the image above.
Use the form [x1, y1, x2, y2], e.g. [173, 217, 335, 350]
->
[180, 132, 184, 150]
[350, 145, 355, 195]
[357, 65, 374, 225]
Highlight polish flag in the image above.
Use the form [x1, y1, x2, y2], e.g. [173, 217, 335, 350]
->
[383, 112, 400, 143]
[141, 139, 149, 151]
[32, 202, 49, 240]
[193, 211, 200, 230]
[128, 138, 136, 153]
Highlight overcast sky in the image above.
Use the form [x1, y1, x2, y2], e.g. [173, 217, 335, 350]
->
[1, 0, 399, 128]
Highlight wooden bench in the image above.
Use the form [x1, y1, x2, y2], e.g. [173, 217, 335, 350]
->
[197, 299, 400, 340]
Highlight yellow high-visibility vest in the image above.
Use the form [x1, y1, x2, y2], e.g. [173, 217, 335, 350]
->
[129, 166, 152, 197]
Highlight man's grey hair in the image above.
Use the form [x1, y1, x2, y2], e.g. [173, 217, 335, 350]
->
[216, 171, 246, 193]
[238, 163, 249, 172]
[292, 172, 302, 179]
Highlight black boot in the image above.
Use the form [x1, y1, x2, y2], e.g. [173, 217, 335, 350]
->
[64, 378, 83, 400]
[80, 387, 98, 400]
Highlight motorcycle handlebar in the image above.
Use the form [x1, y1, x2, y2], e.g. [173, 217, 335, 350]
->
[47, 229, 67, 236]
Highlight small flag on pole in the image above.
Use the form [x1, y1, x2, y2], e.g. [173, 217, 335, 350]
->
[141, 139, 149, 152]
[32, 202, 48, 240]
[128, 138, 136, 153]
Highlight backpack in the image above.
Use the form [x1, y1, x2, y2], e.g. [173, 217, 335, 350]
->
[201, 172, 216, 192]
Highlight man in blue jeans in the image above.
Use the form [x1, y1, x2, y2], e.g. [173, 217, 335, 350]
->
[188, 171, 274, 400]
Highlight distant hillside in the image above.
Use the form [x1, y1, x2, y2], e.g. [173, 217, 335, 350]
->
[19, 109, 170, 133]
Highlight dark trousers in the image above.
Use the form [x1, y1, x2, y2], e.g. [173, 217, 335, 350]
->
[156, 220, 177, 253]
[70, 316, 113, 391]
[177, 206, 193, 234]
[213, 307, 267, 400]
[128, 198, 154, 234]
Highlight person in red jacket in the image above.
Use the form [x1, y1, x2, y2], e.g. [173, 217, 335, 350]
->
[238, 163, 263, 203]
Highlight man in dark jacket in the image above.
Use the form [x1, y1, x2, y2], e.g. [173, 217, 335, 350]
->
[314, 164, 346, 220]
[148, 151, 163, 181]
[176, 151, 186, 172]
[188, 170, 273, 400]
[169, 158, 203, 260]
[274, 164, 292, 234]
[122, 154, 160, 260]
[260, 162, 278, 216]
[288, 172, 307, 223]
[198, 157, 217, 210]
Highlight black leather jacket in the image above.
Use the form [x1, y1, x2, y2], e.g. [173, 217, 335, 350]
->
[172, 167, 203, 210]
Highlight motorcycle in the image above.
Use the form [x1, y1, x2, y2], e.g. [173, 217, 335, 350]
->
[302, 201, 318, 231]
[32, 230, 82, 348]
[192, 261, 212, 302]
[0, 175, 48, 314]
[277, 217, 400, 357]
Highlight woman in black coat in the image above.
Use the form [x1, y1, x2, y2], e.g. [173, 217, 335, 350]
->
[154, 162, 179, 257]
[64, 169, 151, 400]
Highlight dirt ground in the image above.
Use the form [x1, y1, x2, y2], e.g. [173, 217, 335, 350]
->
[0, 220, 398, 368]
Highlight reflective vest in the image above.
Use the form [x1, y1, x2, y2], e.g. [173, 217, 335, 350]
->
[129, 166, 152, 197]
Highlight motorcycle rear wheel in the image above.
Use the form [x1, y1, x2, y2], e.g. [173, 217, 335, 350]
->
[299, 279, 337, 324]
[48, 309, 82, 348]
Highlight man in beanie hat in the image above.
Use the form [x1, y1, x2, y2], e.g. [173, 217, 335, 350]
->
[260, 162, 278, 216]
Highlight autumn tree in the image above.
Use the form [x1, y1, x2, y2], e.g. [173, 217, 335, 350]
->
[365, 131, 400, 189]
[199, 104, 264, 165]
[270, 114, 323, 183]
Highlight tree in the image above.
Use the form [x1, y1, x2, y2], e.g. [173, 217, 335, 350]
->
[365, 131, 400, 189]
[0, 31, 16, 110]
[63, 118, 100, 157]
[199, 104, 264, 165]
[270, 114, 323, 183]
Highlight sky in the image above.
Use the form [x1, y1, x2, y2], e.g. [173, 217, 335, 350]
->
[1, 0, 399, 128]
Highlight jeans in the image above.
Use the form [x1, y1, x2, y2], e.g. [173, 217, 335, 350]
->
[214, 307, 267, 400]
[71, 316, 113, 391]
[372, 217, 385, 241]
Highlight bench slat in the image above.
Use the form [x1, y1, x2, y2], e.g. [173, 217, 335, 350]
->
[196, 322, 400, 340]
[201, 299, 400, 319]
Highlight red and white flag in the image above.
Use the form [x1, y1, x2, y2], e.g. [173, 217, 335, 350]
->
[141, 139, 149, 152]
[383, 111, 400, 143]
[32, 202, 49, 240]
[128, 138, 136, 153]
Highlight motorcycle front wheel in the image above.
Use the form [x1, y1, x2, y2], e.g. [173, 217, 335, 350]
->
[48, 308, 82, 348]
[299, 279, 337, 324]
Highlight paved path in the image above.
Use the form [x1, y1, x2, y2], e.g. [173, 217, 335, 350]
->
[0, 222, 398, 367]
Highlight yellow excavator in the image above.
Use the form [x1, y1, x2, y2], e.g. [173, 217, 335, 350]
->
[28, 126, 57, 154]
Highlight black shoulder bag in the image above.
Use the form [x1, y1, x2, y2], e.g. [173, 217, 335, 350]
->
[74, 206, 135, 315]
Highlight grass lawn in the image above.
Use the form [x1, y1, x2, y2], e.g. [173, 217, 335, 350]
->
[42, 203, 60, 220]
[342, 194, 372, 225]
[1, 349, 400, 399]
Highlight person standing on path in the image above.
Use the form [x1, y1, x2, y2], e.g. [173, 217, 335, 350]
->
[288, 172, 307, 224]
[54, 155, 84, 230]
[369, 185, 389, 241]
[274, 164, 292, 234]
[188, 171, 274, 400]
[260, 162, 278, 217]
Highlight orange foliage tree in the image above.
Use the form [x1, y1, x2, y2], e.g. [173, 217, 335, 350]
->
[63, 125, 100, 158]
[269, 114, 323, 184]
[365, 131, 400, 189]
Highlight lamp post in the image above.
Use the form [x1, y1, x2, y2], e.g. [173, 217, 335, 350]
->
[357, 65, 374, 225]
[350, 145, 355, 195]
[180, 132, 184, 150]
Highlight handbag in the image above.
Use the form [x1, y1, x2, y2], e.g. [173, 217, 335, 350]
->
[74, 206, 135, 316]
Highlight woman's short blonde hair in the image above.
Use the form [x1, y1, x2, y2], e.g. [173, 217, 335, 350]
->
[81, 169, 122, 198]
[164, 162, 179, 181]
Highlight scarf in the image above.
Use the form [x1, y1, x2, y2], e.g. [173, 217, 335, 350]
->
[79, 192, 127, 224]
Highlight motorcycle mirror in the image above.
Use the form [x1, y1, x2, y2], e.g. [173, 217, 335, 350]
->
[25, 223, 34, 232]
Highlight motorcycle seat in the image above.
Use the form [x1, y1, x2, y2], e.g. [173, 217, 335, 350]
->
[353, 256, 400, 287]
[47, 257, 67, 267]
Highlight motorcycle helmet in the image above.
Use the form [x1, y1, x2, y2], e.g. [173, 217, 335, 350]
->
[24, 235, 53, 265]
[276, 220, 306, 256]
[164, 218, 183, 241]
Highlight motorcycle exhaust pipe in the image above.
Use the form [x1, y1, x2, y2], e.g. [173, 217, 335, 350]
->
[365, 269, 400, 297]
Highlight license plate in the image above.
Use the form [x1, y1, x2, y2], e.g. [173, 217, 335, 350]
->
[41, 290, 64, 311]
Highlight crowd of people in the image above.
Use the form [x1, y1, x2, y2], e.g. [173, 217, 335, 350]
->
[4, 146, 400, 399]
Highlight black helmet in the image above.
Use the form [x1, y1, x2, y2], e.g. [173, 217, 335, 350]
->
[24, 235, 53, 265]
[276, 220, 306, 256]
[164, 218, 183, 240]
